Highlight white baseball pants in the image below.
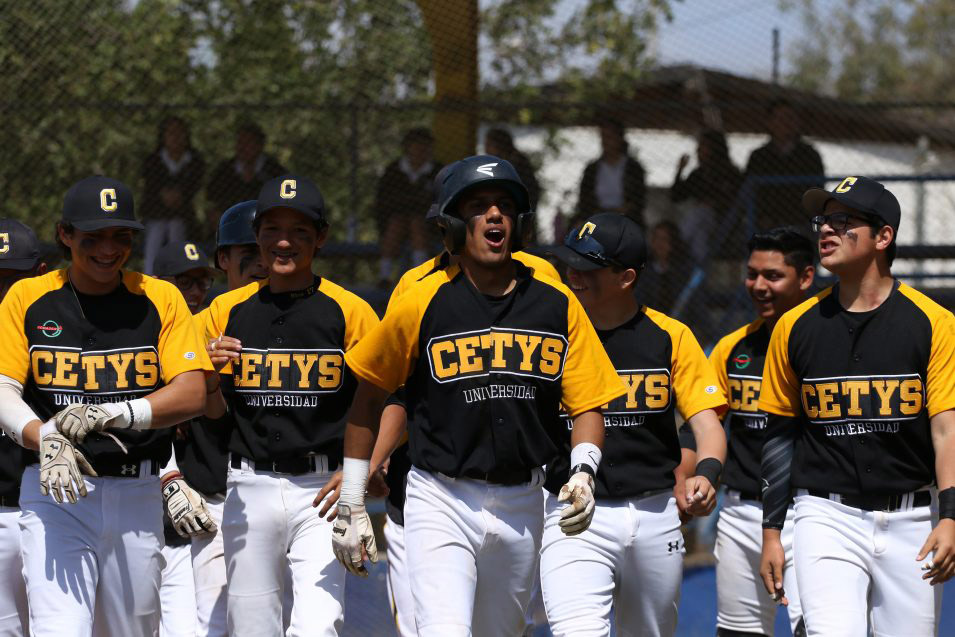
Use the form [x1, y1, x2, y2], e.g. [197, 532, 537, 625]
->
[0, 506, 28, 637]
[222, 459, 344, 637]
[793, 492, 941, 637]
[190, 493, 227, 637]
[540, 490, 684, 637]
[18, 464, 163, 637]
[715, 491, 802, 634]
[384, 518, 417, 636]
[404, 466, 545, 637]
[160, 542, 197, 637]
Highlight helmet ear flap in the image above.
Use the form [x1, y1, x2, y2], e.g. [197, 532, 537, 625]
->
[436, 213, 467, 254]
[512, 212, 535, 251]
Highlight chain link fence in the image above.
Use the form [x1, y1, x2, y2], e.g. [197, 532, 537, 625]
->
[6, 3, 955, 633]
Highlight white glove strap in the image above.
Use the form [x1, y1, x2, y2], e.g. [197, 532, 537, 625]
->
[340, 457, 370, 507]
[570, 442, 602, 475]
[101, 399, 153, 431]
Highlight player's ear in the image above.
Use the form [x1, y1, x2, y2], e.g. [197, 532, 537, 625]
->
[875, 225, 894, 251]
[619, 267, 637, 290]
[799, 265, 815, 292]
[314, 224, 330, 254]
[35, 262, 48, 276]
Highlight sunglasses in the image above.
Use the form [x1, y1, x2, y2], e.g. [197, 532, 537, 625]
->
[564, 229, 625, 269]
[810, 212, 882, 233]
[175, 273, 213, 293]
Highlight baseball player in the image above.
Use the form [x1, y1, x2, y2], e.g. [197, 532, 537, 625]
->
[0, 219, 46, 637]
[542, 212, 727, 636]
[181, 200, 266, 637]
[0, 176, 212, 637]
[332, 155, 624, 636]
[760, 176, 955, 635]
[709, 227, 815, 637]
[154, 241, 222, 637]
[201, 176, 379, 636]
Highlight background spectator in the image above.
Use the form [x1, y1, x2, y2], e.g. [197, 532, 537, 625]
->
[375, 127, 442, 286]
[671, 128, 743, 264]
[575, 119, 646, 228]
[206, 123, 285, 235]
[140, 116, 206, 274]
[744, 99, 824, 230]
[639, 220, 690, 314]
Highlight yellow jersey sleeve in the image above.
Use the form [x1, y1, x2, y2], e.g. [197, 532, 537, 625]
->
[140, 275, 214, 382]
[897, 285, 955, 417]
[387, 256, 444, 314]
[559, 288, 626, 417]
[758, 314, 803, 417]
[318, 279, 381, 351]
[346, 269, 449, 392]
[656, 313, 727, 420]
[0, 277, 37, 383]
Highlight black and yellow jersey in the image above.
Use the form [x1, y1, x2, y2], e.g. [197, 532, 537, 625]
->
[545, 306, 726, 498]
[0, 269, 212, 470]
[709, 319, 770, 494]
[201, 276, 379, 463]
[346, 261, 624, 478]
[760, 281, 955, 495]
[386, 250, 560, 314]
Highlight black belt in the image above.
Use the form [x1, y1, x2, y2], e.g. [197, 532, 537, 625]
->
[0, 494, 19, 507]
[805, 489, 931, 512]
[231, 454, 339, 475]
[728, 488, 762, 502]
[461, 466, 531, 486]
[95, 460, 160, 478]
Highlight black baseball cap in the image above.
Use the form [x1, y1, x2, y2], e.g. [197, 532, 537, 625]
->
[153, 241, 212, 277]
[548, 213, 647, 271]
[61, 176, 143, 231]
[254, 175, 326, 227]
[0, 219, 41, 271]
[803, 176, 901, 231]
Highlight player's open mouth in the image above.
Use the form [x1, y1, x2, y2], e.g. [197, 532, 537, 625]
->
[271, 250, 296, 261]
[819, 239, 838, 255]
[90, 255, 120, 268]
[569, 283, 587, 292]
[484, 228, 505, 248]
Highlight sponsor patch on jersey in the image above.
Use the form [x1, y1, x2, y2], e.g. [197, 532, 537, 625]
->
[705, 385, 717, 394]
[184, 351, 196, 360]
[231, 347, 345, 394]
[732, 354, 751, 369]
[801, 373, 924, 424]
[37, 320, 62, 338]
[426, 327, 568, 384]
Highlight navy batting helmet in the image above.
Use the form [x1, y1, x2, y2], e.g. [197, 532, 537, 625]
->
[431, 155, 533, 254]
[216, 200, 258, 249]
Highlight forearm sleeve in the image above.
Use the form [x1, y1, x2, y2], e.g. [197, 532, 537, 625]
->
[761, 413, 797, 530]
[0, 374, 40, 447]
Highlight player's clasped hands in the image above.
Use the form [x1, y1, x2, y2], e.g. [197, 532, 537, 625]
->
[683, 475, 717, 516]
[917, 518, 955, 586]
[53, 402, 117, 444]
[207, 334, 241, 372]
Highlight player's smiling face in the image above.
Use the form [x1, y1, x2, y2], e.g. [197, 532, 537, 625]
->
[566, 265, 630, 311]
[457, 185, 516, 266]
[256, 208, 326, 280]
[746, 249, 809, 322]
[60, 226, 133, 290]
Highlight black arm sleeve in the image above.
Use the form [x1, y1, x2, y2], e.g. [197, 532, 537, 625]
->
[761, 413, 798, 530]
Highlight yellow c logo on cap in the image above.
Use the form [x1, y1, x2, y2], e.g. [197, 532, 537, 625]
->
[835, 177, 857, 193]
[100, 188, 117, 212]
[0, 233, 9, 255]
[577, 221, 596, 239]
[184, 243, 199, 261]
[280, 179, 296, 199]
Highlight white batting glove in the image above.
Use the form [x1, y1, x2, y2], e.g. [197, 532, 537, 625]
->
[54, 403, 118, 444]
[40, 430, 97, 504]
[558, 471, 596, 535]
[161, 472, 217, 538]
[332, 503, 378, 577]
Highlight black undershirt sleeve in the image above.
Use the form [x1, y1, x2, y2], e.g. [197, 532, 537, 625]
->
[761, 413, 797, 530]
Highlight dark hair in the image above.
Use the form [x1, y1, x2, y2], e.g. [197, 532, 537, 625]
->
[747, 226, 815, 272]
[237, 122, 266, 144]
[698, 128, 730, 164]
[55, 222, 74, 261]
[156, 115, 191, 151]
[767, 98, 795, 117]
[651, 220, 680, 242]
[485, 128, 516, 153]
[402, 127, 434, 148]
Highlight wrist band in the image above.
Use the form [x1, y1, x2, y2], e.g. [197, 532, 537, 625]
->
[569, 442, 602, 477]
[694, 457, 723, 487]
[569, 463, 596, 479]
[161, 471, 182, 488]
[940, 487, 955, 520]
